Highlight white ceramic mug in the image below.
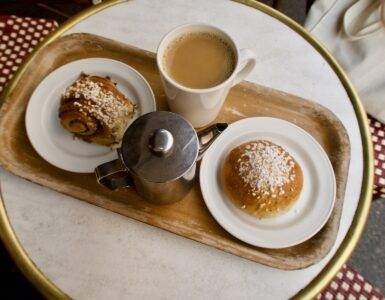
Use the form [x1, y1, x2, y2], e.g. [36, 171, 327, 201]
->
[157, 23, 256, 128]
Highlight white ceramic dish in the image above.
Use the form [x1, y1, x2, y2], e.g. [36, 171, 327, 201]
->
[200, 117, 336, 249]
[25, 58, 156, 173]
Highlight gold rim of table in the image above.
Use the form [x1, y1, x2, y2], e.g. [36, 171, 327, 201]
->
[0, 0, 374, 299]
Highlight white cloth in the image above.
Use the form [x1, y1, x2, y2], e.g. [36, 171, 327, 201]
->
[305, 0, 385, 122]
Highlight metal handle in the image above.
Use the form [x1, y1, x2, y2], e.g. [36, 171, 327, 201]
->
[95, 159, 133, 190]
[197, 123, 228, 160]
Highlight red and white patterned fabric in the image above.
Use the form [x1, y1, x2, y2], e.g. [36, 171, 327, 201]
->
[0, 15, 57, 94]
[318, 265, 383, 300]
[0, 15, 383, 300]
[370, 116, 385, 199]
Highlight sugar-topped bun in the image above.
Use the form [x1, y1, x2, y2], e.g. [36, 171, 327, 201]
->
[222, 140, 303, 218]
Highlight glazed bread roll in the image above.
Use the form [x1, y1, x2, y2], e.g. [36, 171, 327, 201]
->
[222, 140, 303, 218]
[59, 73, 134, 146]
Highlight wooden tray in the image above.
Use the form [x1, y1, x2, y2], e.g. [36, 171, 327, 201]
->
[0, 33, 350, 270]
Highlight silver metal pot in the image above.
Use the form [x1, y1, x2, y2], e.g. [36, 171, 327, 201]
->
[95, 111, 227, 204]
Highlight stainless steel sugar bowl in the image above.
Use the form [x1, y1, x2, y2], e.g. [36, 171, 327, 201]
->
[95, 111, 227, 204]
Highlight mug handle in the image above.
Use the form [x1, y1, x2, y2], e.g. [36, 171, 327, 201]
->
[95, 159, 133, 190]
[232, 48, 256, 86]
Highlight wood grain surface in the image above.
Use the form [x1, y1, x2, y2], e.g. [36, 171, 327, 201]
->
[0, 33, 350, 270]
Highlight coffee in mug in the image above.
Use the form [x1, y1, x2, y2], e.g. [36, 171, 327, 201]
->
[162, 32, 236, 89]
[157, 23, 256, 128]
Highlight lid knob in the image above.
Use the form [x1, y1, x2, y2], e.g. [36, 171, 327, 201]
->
[149, 129, 174, 156]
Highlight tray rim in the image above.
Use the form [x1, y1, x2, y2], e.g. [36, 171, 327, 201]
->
[0, 1, 373, 299]
[0, 28, 350, 269]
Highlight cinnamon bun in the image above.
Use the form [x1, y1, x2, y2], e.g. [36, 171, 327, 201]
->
[59, 73, 135, 146]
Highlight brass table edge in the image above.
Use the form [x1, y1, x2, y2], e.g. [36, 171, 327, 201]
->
[0, 0, 373, 299]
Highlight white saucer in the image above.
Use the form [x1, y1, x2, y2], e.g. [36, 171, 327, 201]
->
[25, 58, 156, 173]
[199, 117, 336, 249]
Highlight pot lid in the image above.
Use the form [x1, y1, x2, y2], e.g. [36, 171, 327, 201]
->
[121, 111, 198, 182]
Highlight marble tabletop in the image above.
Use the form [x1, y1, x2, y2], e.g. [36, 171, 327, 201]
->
[0, 0, 364, 299]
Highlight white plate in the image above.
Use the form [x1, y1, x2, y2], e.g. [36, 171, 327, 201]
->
[25, 58, 156, 173]
[200, 117, 336, 249]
